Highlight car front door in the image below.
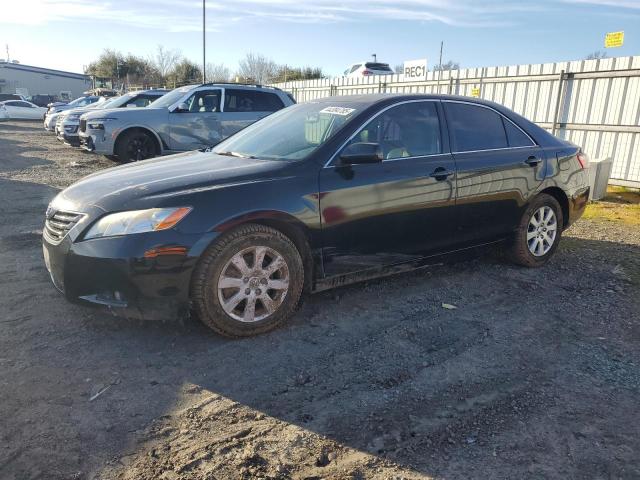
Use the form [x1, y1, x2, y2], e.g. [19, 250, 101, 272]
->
[168, 88, 223, 150]
[319, 100, 458, 278]
[221, 89, 285, 138]
[443, 100, 544, 246]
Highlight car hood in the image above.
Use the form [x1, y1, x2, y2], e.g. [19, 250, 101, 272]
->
[52, 150, 291, 213]
[82, 106, 165, 121]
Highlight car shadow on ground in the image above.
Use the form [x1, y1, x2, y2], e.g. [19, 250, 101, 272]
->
[2, 170, 639, 479]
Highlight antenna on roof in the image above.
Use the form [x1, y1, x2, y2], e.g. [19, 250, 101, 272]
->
[372, 53, 377, 62]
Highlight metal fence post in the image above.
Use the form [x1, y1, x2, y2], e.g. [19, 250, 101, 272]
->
[551, 70, 566, 135]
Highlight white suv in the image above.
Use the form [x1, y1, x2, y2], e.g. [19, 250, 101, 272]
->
[344, 62, 394, 78]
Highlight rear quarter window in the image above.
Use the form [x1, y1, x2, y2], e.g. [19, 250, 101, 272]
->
[503, 119, 535, 147]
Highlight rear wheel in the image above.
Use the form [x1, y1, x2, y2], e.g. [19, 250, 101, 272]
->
[507, 193, 563, 267]
[104, 155, 119, 161]
[115, 130, 158, 162]
[191, 224, 304, 337]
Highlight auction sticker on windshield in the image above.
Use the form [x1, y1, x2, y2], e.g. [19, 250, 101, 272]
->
[320, 106, 356, 116]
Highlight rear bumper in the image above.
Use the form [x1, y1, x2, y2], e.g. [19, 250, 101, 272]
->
[567, 185, 590, 227]
[42, 229, 217, 321]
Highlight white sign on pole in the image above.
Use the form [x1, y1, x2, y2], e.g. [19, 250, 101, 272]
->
[403, 59, 428, 81]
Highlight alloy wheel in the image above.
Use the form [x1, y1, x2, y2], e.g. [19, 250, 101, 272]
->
[127, 135, 154, 161]
[217, 246, 290, 322]
[527, 206, 557, 257]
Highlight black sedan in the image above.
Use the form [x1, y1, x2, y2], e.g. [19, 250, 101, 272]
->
[42, 94, 590, 337]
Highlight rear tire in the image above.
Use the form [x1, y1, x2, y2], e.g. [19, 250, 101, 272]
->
[104, 155, 119, 161]
[191, 224, 304, 337]
[506, 193, 563, 267]
[115, 130, 158, 162]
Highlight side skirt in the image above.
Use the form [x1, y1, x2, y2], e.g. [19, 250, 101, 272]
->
[312, 239, 506, 293]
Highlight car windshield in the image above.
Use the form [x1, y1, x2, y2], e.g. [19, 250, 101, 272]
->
[67, 97, 88, 106]
[212, 102, 362, 161]
[94, 97, 121, 109]
[148, 85, 198, 109]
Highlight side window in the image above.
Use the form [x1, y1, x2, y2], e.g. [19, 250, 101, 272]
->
[344, 101, 442, 160]
[184, 89, 221, 113]
[224, 90, 284, 112]
[5, 101, 21, 106]
[446, 102, 508, 152]
[125, 95, 156, 108]
[503, 118, 534, 147]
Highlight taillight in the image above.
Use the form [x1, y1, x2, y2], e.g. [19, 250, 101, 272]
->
[362, 70, 373, 76]
[577, 151, 589, 169]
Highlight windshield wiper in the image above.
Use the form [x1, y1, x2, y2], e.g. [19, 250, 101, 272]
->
[216, 151, 257, 159]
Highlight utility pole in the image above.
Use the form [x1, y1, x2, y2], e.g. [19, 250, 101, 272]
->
[436, 41, 443, 92]
[202, 0, 206, 83]
[5, 44, 9, 62]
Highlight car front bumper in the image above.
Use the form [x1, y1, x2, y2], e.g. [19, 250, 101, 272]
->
[56, 123, 80, 146]
[78, 129, 116, 155]
[42, 227, 217, 321]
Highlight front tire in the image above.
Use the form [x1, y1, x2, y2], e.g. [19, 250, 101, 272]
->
[115, 130, 158, 162]
[191, 224, 304, 337]
[507, 193, 563, 267]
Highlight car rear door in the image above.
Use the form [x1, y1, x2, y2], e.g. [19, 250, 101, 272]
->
[443, 100, 544, 246]
[168, 88, 223, 150]
[220, 89, 285, 138]
[319, 100, 458, 278]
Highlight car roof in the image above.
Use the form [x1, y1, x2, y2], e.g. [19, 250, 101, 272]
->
[308, 93, 511, 110]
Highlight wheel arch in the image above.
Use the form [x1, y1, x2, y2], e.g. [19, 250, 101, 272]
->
[114, 126, 163, 156]
[204, 211, 316, 293]
[538, 186, 569, 227]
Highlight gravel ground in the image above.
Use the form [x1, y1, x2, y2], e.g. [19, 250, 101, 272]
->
[1, 120, 639, 480]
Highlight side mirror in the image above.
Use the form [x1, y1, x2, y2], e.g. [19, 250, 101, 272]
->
[174, 102, 189, 113]
[339, 142, 383, 165]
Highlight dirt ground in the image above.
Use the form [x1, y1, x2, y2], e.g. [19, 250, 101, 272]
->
[1, 120, 639, 480]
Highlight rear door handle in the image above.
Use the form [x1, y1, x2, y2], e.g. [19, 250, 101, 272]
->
[525, 155, 542, 166]
[429, 167, 455, 181]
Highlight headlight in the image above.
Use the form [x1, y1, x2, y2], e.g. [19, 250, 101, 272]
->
[84, 207, 192, 240]
[87, 117, 117, 130]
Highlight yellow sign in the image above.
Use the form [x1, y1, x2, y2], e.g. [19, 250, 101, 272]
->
[471, 87, 481, 98]
[605, 31, 624, 48]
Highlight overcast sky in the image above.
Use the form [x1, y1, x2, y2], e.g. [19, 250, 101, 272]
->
[1, 0, 639, 76]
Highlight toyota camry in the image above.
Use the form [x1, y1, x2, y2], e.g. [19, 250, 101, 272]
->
[42, 94, 590, 337]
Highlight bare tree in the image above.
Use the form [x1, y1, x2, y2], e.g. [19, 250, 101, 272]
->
[585, 51, 607, 60]
[433, 60, 460, 71]
[237, 53, 277, 84]
[152, 45, 182, 79]
[206, 63, 231, 82]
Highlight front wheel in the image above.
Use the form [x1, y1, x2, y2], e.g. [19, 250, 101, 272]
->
[115, 130, 158, 162]
[507, 193, 563, 267]
[191, 224, 305, 337]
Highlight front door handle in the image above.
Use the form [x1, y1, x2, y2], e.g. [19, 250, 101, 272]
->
[525, 155, 542, 166]
[429, 167, 454, 181]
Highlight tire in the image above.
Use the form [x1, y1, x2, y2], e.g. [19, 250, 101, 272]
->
[104, 154, 119, 161]
[115, 130, 158, 162]
[191, 224, 305, 337]
[507, 193, 564, 267]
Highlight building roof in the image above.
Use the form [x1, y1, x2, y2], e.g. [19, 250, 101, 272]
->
[0, 61, 88, 81]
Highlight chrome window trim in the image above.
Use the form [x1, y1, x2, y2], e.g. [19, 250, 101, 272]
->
[442, 99, 537, 151]
[323, 99, 441, 168]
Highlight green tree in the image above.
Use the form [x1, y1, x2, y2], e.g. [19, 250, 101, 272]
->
[167, 59, 202, 87]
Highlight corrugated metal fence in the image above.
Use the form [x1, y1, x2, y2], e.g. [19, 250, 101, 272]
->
[271, 56, 640, 188]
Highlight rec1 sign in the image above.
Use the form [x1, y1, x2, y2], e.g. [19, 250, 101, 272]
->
[403, 59, 428, 81]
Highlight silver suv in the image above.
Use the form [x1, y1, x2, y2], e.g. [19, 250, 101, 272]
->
[56, 90, 168, 146]
[78, 83, 295, 162]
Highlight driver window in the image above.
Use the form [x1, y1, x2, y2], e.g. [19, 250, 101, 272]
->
[344, 101, 442, 160]
[184, 90, 221, 113]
